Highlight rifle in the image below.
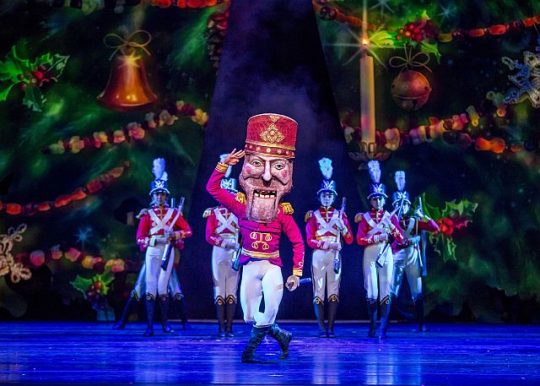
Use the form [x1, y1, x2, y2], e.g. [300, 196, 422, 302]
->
[333, 197, 346, 274]
[231, 233, 242, 271]
[375, 205, 399, 268]
[160, 196, 185, 270]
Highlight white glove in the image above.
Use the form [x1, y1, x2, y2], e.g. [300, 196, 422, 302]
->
[408, 236, 421, 245]
[328, 241, 342, 251]
[286, 275, 300, 292]
[373, 233, 389, 243]
[220, 239, 238, 250]
[335, 218, 346, 232]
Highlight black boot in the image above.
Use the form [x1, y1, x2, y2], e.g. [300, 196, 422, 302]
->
[225, 296, 237, 337]
[313, 300, 327, 338]
[215, 297, 226, 337]
[378, 296, 392, 341]
[241, 325, 270, 363]
[159, 295, 173, 333]
[327, 296, 339, 338]
[113, 295, 136, 330]
[173, 294, 189, 329]
[143, 295, 155, 337]
[414, 295, 428, 332]
[268, 323, 292, 359]
[367, 298, 378, 338]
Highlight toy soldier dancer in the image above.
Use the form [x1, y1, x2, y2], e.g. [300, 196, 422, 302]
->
[305, 158, 353, 338]
[136, 158, 192, 337]
[355, 160, 404, 340]
[390, 171, 439, 332]
[206, 113, 305, 363]
[203, 154, 241, 337]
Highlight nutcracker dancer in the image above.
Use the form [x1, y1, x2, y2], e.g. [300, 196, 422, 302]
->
[136, 158, 192, 337]
[203, 155, 241, 337]
[390, 171, 439, 332]
[305, 158, 353, 338]
[355, 160, 404, 340]
[206, 113, 305, 363]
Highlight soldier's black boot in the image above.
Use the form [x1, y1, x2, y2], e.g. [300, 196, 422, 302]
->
[367, 298, 378, 338]
[215, 297, 226, 337]
[414, 294, 428, 332]
[143, 294, 155, 337]
[378, 296, 392, 341]
[268, 323, 292, 359]
[313, 299, 327, 338]
[113, 295, 136, 330]
[327, 295, 339, 338]
[241, 325, 270, 363]
[159, 294, 173, 333]
[225, 296, 237, 337]
[173, 294, 189, 329]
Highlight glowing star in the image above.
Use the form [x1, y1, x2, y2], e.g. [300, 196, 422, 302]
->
[439, 4, 456, 21]
[370, 0, 393, 16]
[502, 37, 540, 109]
[75, 226, 93, 248]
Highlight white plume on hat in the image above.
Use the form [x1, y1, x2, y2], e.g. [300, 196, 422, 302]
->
[394, 171, 406, 192]
[367, 160, 381, 184]
[152, 158, 168, 181]
[318, 157, 333, 180]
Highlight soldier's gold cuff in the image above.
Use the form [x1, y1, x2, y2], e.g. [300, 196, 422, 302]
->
[293, 268, 303, 277]
[215, 162, 229, 173]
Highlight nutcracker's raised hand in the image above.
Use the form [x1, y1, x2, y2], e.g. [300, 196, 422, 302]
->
[223, 148, 245, 166]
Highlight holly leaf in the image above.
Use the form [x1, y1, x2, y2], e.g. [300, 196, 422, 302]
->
[420, 41, 441, 63]
[0, 46, 31, 83]
[33, 53, 70, 80]
[0, 82, 15, 102]
[418, 193, 442, 220]
[71, 275, 93, 298]
[441, 198, 478, 220]
[430, 233, 457, 262]
[22, 86, 45, 112]
[369, 30, 396, 48]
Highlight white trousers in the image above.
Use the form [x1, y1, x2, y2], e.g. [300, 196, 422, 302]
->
[311, 249, 341, 301]
[240, 260, 283, 327]
[145, 244, 174, 297]
[392, 246, 422, 300]
[212, 245, 240, 302]
[363, 242, 394, 301]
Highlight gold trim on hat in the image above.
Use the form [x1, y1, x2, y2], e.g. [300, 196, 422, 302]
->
[260, 123, 285, 144]
[245, 140, 295, 151]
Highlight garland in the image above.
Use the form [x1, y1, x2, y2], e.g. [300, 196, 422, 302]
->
[41, 0, 225, 14]
[0, 162, 129, 216]
[313, 1, 540, 44]
[44, 101, 208, 154]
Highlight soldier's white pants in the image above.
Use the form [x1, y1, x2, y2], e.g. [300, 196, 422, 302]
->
[212, 245, 240, 302]
[240, 260, 283, 327]
[145, 244, 174, 297]
[392, 247, 422, 300]
[363, 242, 393, 301]
[311, 249, 341, 301]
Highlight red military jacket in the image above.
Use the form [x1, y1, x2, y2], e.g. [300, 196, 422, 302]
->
[136, 205, 192, 252]
[204, 205, 239, 247]
[206, 164, 305, 277]
[355, 208, 405, 246]
[305, 206, 353, 250]
[391, 216, 439, 253]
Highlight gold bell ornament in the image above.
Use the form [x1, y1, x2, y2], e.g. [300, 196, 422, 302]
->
[97, 30, 158, 111]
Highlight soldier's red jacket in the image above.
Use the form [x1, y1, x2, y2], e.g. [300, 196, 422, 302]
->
[136, 205, 192, 252]
[355, 208, 405, 246]
[305, 206, 353, 250]
[204, 205, 239, 247]
[206, 165, 305, 277]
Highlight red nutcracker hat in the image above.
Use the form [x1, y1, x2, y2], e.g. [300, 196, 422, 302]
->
[244, 113, 298, 159]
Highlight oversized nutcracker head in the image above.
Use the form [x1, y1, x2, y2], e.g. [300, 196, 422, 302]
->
[367, 160, 387, 210]
[240, 113, 298, 223]
[317, 157, 337, 208]
[392, 170, 411, 217]
[149, 158, 170, 206]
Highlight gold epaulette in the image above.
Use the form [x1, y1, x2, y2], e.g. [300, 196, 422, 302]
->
[304, 210, 313, 222]
[354, 213, 363, 223]
[235, 192, 246, 204]
[202, 208, 213, 218]
[280, 202, 294, 215]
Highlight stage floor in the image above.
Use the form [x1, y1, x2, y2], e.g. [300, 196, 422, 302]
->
[1, 321, 539, 385]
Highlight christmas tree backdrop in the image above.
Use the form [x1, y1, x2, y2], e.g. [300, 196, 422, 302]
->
[0, 0, 539, 323]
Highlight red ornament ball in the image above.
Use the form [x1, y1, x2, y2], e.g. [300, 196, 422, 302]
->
[391, 69, 432, 111]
